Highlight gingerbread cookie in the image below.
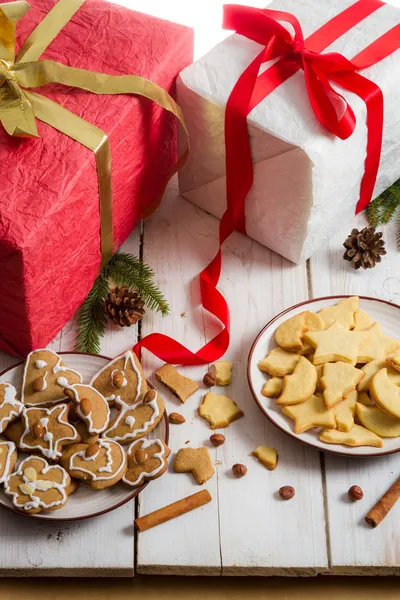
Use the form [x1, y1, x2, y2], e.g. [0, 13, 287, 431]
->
[283, 394, 336, 434]
[198, 392, 244, 429]
[5, 456, 70, 513]
[318, 296, 359, 329]
[61, 439, 127, 489]
[155, 364, 199, 403]
[21, 349, 82, 406]
[174, 447, 214, 485]
[320, 424, 383, 448]
[258, 347, 301, 377]
[63, 383, 110, 434]
[18, 404, 80, 460]
[0, 441, 17, 484]
[276, 356, 317, 406]
[90, 350, 147, 406]
[304, 321, 368, 365]
[102, 389, 165, 444]
[251, 445, 278, 470]
[320, 362, 364, 408]
[370, 368, 400, 419]
[123, 438, 170, 487]
[0, 382, 23, 433]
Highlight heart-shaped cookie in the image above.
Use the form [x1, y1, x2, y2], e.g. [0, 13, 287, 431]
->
[22, 350, 82, 406]
[90, 350, 147, 406]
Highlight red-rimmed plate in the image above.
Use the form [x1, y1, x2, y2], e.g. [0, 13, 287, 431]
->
[248, 296, 400, 458]
[0, 352, 168, 520]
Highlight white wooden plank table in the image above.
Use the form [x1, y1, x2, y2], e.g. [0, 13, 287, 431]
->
[0, 0, 399, 579]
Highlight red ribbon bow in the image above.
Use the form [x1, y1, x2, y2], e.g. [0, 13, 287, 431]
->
[134, 0, 400, 367]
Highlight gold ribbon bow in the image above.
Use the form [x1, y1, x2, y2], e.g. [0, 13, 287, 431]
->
[0, 0, 189, 268]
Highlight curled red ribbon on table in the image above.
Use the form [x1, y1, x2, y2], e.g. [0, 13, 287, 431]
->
[134, 0, 400, 366]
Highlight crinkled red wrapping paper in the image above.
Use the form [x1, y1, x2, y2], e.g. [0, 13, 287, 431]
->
[0, 0, 193, 357]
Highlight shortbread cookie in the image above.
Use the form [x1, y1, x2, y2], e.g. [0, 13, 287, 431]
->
[370, 368, 400, 419]
[300, 312, 326, 354]
[358, 358, 400, 392]
[251, 445, 278, 470]
[356, 402, 400, 438]
[304, 321, 368, 365]
[358, 391, 374, 406]
[320, 424, 383, 448]
[333, 390, 357, 432]
[354, 309, 374, 330]
[275, 311, 323, 353]
[63, 383, 110, 434]
[283, 394, 336, 434]
[0, 383, 23, 433]
[123, 439, 171, 487]
[18, 404, 80, 460]
[102, 389, 165, 444]
[356, 323, 400, 363]
[61, 439, 127, 489]
[5, 456, 70, 514]
[22, 349, 82, 407]
[0, 441, 17, 484]
[276, 357, 317, 406]
[318, 296, 359, 329]
[91, 350, 147, 406]
[174, 447, 214, 485]
[198, 392, 244, 429]
[387, 355, 400, 372]
[320, 362, 364, 408]
[215, 362, 232, 385]
[261, 378, 283, 398]
[258, 347, 301, 377]
[155, 364, 199, 403]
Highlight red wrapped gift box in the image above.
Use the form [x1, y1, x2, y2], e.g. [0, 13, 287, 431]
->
[0, 0, 193, 357]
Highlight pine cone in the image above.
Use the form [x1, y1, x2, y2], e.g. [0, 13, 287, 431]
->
[343, 227, 386, 270]
[105, 287, 145, 327]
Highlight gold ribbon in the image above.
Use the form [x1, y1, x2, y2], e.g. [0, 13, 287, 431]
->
[0, 0, 189, 268]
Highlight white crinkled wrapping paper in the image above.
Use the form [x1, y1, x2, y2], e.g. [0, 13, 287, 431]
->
[177, 0, 400, 263]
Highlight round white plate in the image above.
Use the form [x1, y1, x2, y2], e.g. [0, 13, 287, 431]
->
[248, 296, 400, 458]
[0, 352, 168, 520]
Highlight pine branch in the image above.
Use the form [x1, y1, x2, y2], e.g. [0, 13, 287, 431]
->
[366, 196, 382, 227]
[368, 179, 400, 227]
[396, 211, 400, 252]
[75, 275, 109, 354]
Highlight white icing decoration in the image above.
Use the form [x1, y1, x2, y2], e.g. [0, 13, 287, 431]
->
[35, 360, 47, 369]
[69, 439, 126, 481]
[52, 360, 67, 374]
[4, 456, 68, 511]
[38, 372, 48, 391]
[60, 382, 110, 434]
[21, 349, 82, 406]
[0, 383, 23, 431]
[20, 404, 78, 460]
[0, 441, 16, 485]
[90, 351, 142, 403]
[56, 376, 69, 388]
[122, 439, 166, 487]
[125, 416, 135, 428]
[102, 393, 160, 442]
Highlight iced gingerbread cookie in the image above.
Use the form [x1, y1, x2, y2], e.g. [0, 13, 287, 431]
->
[283, 394, 336, 434]
[91, 350, 147, 406]
[320, 424, 383, 448]
[22, 350, 82, 407]
[174, 447, 214, 485]
[15, 404, 80, 460]
[63, 383, 110, 434]
[370, 368, 400, 419]
[320, 362, 364, 408]
[358, 358, 400, 392]
[5, 456, 70, 514]
[276, 357, 317, 406]
[102, 389, 165, 444]
[198, 392, 244, 429]
[61, 439, 127, 489]
[0, 441, 17, 484]
[0, 383, 23, 433]
[356, 323, 400, 363]
[356, 402, 400, 438]
[258, 347, 301, 377]
[155, 364, 199, 403]
[304, 321, 368, 365]
[318, 296, 359, 329]
[123, 438, 171, 487]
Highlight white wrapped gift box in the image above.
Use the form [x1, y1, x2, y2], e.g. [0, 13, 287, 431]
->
[177, 0, 400, 263]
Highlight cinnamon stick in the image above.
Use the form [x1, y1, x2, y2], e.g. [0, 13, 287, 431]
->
[135, 489, 212, 532]
[365, 476, 400, 527]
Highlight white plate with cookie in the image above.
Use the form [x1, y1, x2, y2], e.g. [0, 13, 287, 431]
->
[248, 296, 400, 457]
[0, 352, 168, 520]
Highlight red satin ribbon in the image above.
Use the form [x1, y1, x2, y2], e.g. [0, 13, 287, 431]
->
[134, 0, 399, 365]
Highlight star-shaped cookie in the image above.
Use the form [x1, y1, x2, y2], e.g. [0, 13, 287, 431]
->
[304, 321, 369, 365]
[318, 296, 359, 329]
[282, 394, 336, 434]
[356, 323, 400, 363]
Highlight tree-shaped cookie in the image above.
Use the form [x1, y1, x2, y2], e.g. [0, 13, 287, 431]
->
[5, 456, 70, 514]
[283, 394, 336, 434]
[22, 349, 82, 406]
[320, 362, 364, 408]
[0, 441, 17, 484]
[356, 323, 400, 363]
[63, 383, 110, 434]
[304, 321, 368, 365]
[90, 350, 147, 406]
[61, 439, 127, 489]
[370, 368, 400, 419]
[318, 296, 359, 329]
[123, 439, 171, 487]
[102, 389, 165, 444]
[276, 357, 317, 406]
[320, 424, 383, 448]
[0, 383, 23, 433]
[332, 390, 357, 432]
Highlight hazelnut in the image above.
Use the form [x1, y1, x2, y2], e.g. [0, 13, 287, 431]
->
[279, 486, 295, 500]
[64, 388, 75, 400]
[32, 376, 45, 393]
[169, 412, 186, 424]
[79, 398, 91, 416]
[32, 421, 45, 439]
[232, 463, 247, 478]
[348, 485, 363, 501]
[143, 389, 157, 404]
[85, 444, 99, 458]
[112, 370, 125, 389]
[135, 448, 148, 464]
[203, 365, 217, 387]
[210, 433, 225, 447]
